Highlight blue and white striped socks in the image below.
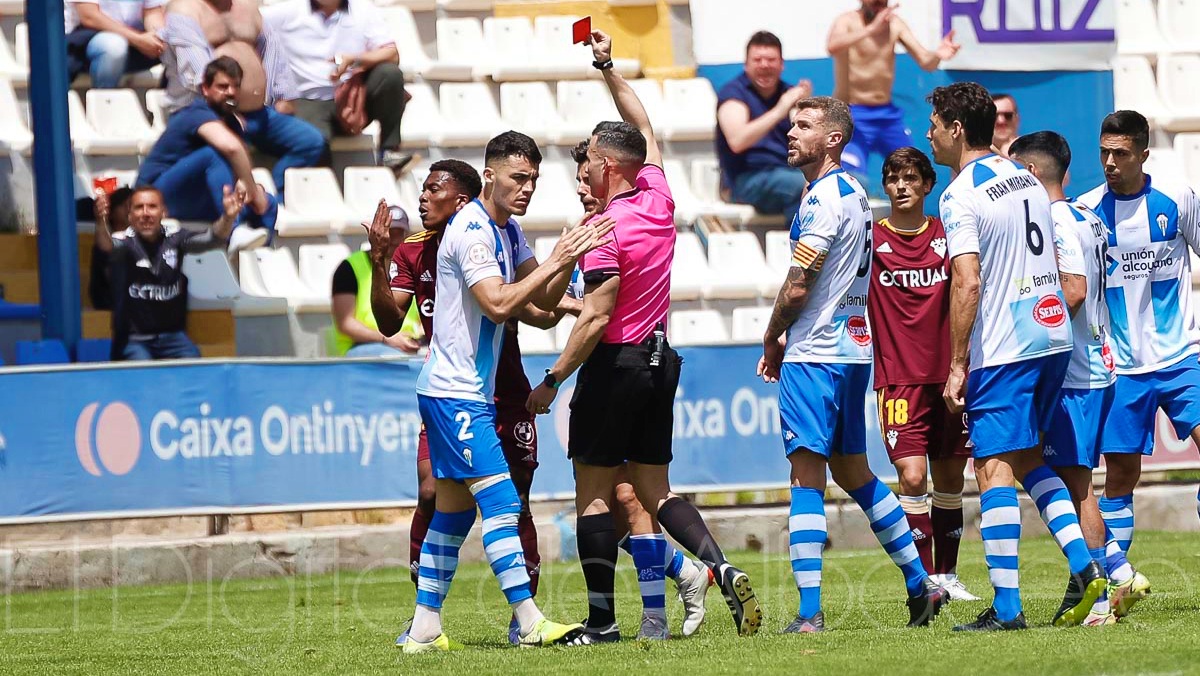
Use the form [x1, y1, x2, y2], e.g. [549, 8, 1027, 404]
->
[472, 477, 533, 605]
[789, 486, 825, 618]
[1089, 546, 1111, 614]
[847, 478, 927, 596]
[412, 507, 477, 641]
[1023, 466, 1094, 574]
[629, 534, 668, 618]
[1104, 525, 1134, 584]
[980, 486, 1022, 622]
[1099, 493, 1135, 553]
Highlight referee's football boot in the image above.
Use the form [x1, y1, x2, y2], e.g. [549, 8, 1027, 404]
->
[781, 611, 825, 634]
[715, 562, 762, 637]
[1053, 560, 1106, 627]
[906, 577, 949, 627]
[564, 621, 621, 646]
[952, 607, 1028, 632]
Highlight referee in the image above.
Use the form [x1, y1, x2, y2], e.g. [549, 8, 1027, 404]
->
[525, 30, 761, 642]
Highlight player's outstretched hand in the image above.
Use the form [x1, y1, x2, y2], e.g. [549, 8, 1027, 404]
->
[937, 29, 961, 61]
[362, 199, 392, 263]
[758, 334, 785, 383]
[943, 364, 967, 414]
[527, 382, 557, 415]
[587, 29, 613, 63]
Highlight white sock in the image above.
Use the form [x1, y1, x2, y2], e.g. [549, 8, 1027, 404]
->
[410, 604, 442, 643]
[512, 598, 544, 636]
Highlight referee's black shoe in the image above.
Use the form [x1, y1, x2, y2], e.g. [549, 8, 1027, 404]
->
[715, 563, 762, 637]
[952, 607, 1028, 632]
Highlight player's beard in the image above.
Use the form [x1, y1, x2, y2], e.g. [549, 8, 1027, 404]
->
[787, 145, 820, 169]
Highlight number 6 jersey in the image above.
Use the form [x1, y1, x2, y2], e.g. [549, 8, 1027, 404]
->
[939, 154, 1072, 369]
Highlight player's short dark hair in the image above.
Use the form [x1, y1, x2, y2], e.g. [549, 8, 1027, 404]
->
[109, 186, 134, 211]
[927, 82, 995, 148]
[429, 159, 482, 199]
[591, 120, 647, 165]
[484, 130, 543, 167]
[795, 96, 854, 149]
[203, 56, 243, 86]
[570, 139, 590, 165]
[129, 185, 164, 203]
[1101, 110, 1150, 152]
[746, 30, 782, 56]
[882, 147, 936, 190]
[1008, 131, 1071, 184]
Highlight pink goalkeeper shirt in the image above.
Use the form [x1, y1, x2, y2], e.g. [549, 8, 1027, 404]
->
[582, 164, 676, 344]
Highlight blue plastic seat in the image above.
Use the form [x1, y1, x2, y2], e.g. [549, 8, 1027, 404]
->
[76, 338, 112, 363]
[14, 339, 70, 365]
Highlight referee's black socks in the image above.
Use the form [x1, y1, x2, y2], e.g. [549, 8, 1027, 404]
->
[576, 512, 618, 629]
[658, 496, 727, 569]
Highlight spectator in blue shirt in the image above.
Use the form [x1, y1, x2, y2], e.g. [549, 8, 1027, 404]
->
[716, 31, 810, 220]
[137, 56, 275, 252]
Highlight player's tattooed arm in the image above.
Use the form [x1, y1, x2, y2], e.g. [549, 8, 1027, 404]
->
[1060, 272, 1087, 318]
[764, 264, 821, 341]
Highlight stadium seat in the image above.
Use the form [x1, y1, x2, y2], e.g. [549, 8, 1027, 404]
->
[521, 161, 585, 230]
[628, 79, 667, 134]
[531, 16, 595, 80]
[0, 78, 32, 152]
[13, 22, 26, 69]
[533, 235, 559, 263]
[706, 231, 776, 299]
[764, 229, 793, 287]
[68, 90, 138, 155]
[1174, 133, 1200, 189]
[379, 6, 473, 82]
[557, 80, 620, 141]
[1112, 56, 1169, 128]
[437, 83, 508, 146]
[253, 168, 332, 237]
[183, 250, 289, 315]
[374, 0, 436, 9]
[663, 160, 753, 227]
[86, 89, 159, 154]
[76, 338, 112, 362]
[144, 89, 169, 132]
[329, 121, 379, 153]
[669, 309, 730, 346]
[399, 82, 441, 147]
[435, 18, 489, 81]
[1115, 0, 1164, 61]
[283, 167, 360, 235]
[344, 166, 404, 225]
[518, 326, 556, 353]
[1157, 54, 1200, 132]
[298, 243, 353, 297]
[1143, 146, 1187, 179]
[0, 25, 25, 85]
[670, 232, 710, 301]
[438, 0, 493, 10]
[500, 82, 567, 145]
[1158, 0, 1200, 53]
[554, 314, 576, 350]
[484, 17, 543, 81]
[689, 157, 756, 225]
[238, 247, 330, 312]
[395, 170, 423, 222]
[730, 305, 772, 342]
[663, 78, 718, 141]
[15, 339, 70, 365]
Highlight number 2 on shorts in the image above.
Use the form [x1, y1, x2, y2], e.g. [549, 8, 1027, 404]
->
[455, 411, 474, 441]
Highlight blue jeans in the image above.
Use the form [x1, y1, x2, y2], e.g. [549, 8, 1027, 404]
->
[85, 31, 160, 89]
[730, 166, 807, 221]
[122, 331, 201, 361]
[240, 107, 325, 200]
[147, 146, 276, 232]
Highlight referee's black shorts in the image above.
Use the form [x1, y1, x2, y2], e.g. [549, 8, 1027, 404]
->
[567, 341, 682, 467]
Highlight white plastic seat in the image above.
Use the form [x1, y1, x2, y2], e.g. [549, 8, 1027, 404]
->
[238, 247, 330, 312]
[517, 326, 556, 353]
[1158, 0, 1200, 54]
[69, 90, 138, 155]
[399, 82, 441, 147]
[670, 309, 729, 346]
[434, 18, 489, 81]
[0, 78, 32, 152]
[500, 82, 566, 145]
[344, 166, 404, 225]
[1116, 0, 1164, 60]
[764, 229, 793, 289]
[380, 7, 473, 82]
[484, 17, 542, 81]
[13, 22, 26, 69]
[663, 78, 717, 141]
[520, 161, 585, 230]
[284, 167, 360, 235]
[86, 89, 159, 153]
[531, 16, 594, 80]
[670, 232, 710, 301]
[182, 251, 288, 316]
[1112, 56, 1169, 127]
[373, 0, 435, 9]
[299, 243, 353, 297]
[557, 80, 620, 140]
[0, 25, 25, 85]
[144, 89, 169, 131]
[689, 157, 756, 225]
[251, 168, 331, 237]
[438, 0, 493, 10]
[534, 235, 560, 263]
[1143, 147, 1187, 179]
[554, 314, 577, 350]
[730, 305, 773, 342]
[1174, 133, 1200, 189]
[706, 231, 776, 299]
[628, 79, 667, 135]
[438, 83, 507, 147]
[1157, 54, 1200, 132]
[661, 160, 706, 226]
[329, 120, 379, 152]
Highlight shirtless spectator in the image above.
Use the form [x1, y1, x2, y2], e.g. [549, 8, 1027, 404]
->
[827, 1, 960, 177]
[716, 31, 811, 220]
[992, 93, 1020, 156]
[160, 0, 324, 202]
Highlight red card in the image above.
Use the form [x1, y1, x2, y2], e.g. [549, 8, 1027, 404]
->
[572, 16, 591, 45]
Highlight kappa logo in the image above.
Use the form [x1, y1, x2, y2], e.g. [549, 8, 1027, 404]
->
[886, 429, 898, 449]
[467, 222, 482, 231]
[1157, 213, 1169, 238]
[930, 237, 947, 258]
[1044, 444, 1057, 457]
[807, 195, 821, 207]
[419, 270, 434, 283]
[784, 429, 797, 442]
[75, 402, 142, 476]
[876, 241, 894, 254]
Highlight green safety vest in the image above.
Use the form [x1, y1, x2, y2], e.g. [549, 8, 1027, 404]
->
[329, 251, 422, 356]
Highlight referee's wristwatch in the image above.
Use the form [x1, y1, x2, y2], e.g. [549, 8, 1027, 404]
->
[542, 369, 559, 389]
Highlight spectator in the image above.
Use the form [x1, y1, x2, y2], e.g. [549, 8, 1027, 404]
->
[89, 185, 133, 310]
[827, 0, 960, 178]
[160, 0, 325, 202]
[137, 57, 273, 252]
[263, 0, 413, 174]
[329, 204, 420, 357]
[105, 185, 242, 361]
[65, 0, 165, 88]
[716, 31, 811, 220]
[992, 93, 1020, 156]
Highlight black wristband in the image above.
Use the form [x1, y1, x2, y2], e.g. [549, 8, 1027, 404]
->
[542, 370, 559, 389]
[592, 59, 614, 71]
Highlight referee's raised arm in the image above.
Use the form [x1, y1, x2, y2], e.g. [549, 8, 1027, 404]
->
[589, 29, 662, 168]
